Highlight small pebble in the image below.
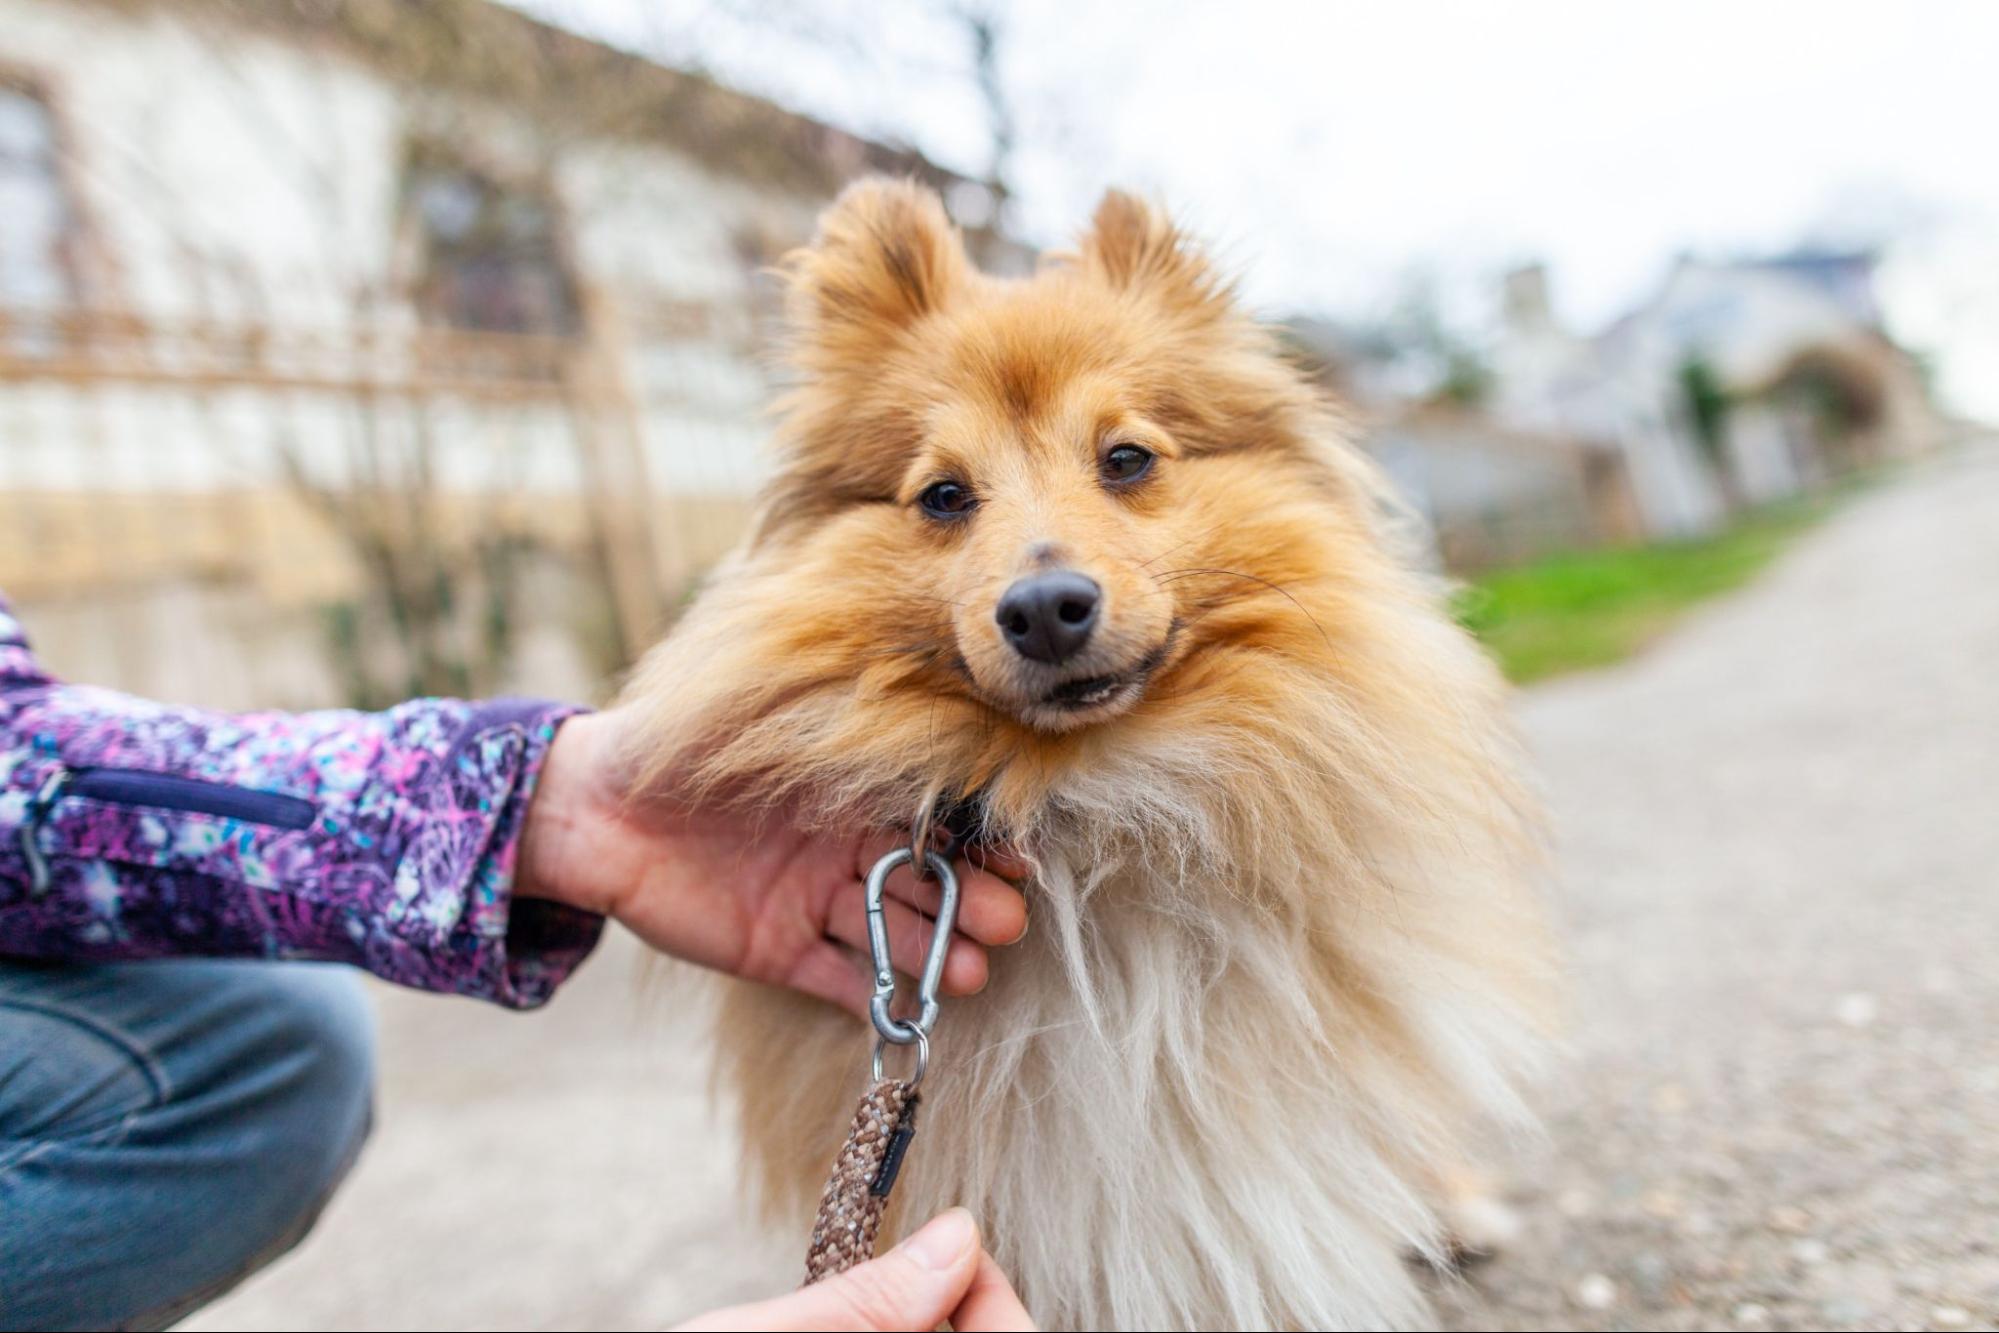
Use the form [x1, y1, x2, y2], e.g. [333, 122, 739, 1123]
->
[1575, 1273, 1618, 1310]
[1557, 1187, 1595, 1217]
[1732, 1303, 1771, 1327]
[1836, 991, 1880, 1027]
[1792, 1237, 1831, 1265]
[1931, 1307, 1971, 1330]
[1629, 1253, 1672, 1298]
[1768, 1203, 1813, 1233]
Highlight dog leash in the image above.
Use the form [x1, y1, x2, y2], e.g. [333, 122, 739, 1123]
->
[802, 834, 961, 1284]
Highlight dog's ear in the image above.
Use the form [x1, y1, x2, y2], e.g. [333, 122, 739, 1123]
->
[1081, 190, 1231, 321]
[785, 178, 968, 361]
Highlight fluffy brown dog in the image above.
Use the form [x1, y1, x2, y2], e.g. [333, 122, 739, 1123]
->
[621, 179, 1558, 1330]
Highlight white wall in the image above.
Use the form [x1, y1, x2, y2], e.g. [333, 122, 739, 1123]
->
[0, 0, 817, 502]
[0, 0, 402, 325]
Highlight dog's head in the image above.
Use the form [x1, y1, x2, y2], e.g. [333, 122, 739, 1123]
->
[621, 177, 1508, 846]
[743, 179, 1381, 749]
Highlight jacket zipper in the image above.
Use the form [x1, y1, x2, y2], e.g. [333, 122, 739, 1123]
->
[17, 763, 318, 895]
[63, 766, 317, 829]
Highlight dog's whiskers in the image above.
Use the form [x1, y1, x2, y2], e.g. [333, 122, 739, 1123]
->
[1151, 566, 1335, 650]
[1138, 522, 1229, 572]
[898, 591, 968, 610]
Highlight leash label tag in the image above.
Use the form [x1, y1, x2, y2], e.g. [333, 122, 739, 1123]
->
[870, 1107, 919, 1198]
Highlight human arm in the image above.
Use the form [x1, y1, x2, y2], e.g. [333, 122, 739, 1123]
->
[0, 596, 599, 1006]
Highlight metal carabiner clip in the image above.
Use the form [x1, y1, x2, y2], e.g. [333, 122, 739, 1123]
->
[863, 846, 958, 1087]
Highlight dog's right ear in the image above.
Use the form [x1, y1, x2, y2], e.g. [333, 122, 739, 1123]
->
[784, 178, 968, 364]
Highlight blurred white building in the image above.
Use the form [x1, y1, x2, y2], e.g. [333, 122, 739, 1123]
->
[1490, 255, 1943, 538]
[1284, 316, 1643, 572]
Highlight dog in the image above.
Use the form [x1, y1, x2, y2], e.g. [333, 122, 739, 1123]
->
[619, 178, 1559, 1330]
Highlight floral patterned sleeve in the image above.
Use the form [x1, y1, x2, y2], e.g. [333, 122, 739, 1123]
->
[0, 594, 603, 1008]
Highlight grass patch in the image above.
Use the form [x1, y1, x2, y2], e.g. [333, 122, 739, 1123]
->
[1456, 497, 1838, 684]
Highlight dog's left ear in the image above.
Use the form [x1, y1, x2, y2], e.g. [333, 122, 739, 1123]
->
[1081, 190, 1231, 321]
[785, 177, 969, 364]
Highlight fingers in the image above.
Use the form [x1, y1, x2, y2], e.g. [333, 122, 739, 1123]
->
[854, 832, 1031, 949]
[854, 830, 914, 878]
[825, 889, 989, 996]
[782, 940, 872, 1019]
[674, 1208, 985, 1332]
[951, 1249, 1039, 1331]
[967, 842, 1033, 881]
[894, 863, 1028, 949]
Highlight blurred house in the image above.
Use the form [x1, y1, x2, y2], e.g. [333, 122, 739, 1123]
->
[0, 0, 1017, 708]
[1489, 256, 1942, 538]
[1365, 406, 1641, 571]
[1284, 318, 1643, 572]
[1297, 252, 1945, 571]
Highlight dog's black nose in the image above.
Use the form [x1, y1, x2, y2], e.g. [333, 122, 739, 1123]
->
[995, 570, 1101, 664]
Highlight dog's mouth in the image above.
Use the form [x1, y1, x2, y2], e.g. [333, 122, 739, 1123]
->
[1044, 671, 1140, 710]
[1036, 631, 1175, 716]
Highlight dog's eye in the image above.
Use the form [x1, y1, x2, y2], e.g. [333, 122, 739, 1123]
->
[1102, 444, 1154, 485]
[918, 480, 977, 520]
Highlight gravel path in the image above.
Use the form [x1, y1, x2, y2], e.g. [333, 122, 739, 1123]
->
[1435, 443, 1999, 1333]
[188, 445, 1999, 1332]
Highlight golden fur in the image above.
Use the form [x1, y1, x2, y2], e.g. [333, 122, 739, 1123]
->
[620, 179, 1559, 1330]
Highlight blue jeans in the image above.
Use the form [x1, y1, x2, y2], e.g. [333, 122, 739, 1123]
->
[0, 960, 376, 1331]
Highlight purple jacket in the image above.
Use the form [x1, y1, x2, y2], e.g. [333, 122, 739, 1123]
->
[0, 595, 602, 1007]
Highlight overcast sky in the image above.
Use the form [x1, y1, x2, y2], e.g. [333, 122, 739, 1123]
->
[517, 0, 1999, 419]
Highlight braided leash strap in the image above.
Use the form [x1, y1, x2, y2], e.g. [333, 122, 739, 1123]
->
[803, 1078, 921, 1283]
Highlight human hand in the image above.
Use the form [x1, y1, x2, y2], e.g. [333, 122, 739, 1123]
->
[672, 1209, 1035, 1331]
[515, 711, 1029, 1013]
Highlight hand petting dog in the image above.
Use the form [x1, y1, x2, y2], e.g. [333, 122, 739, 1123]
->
[515, 708, 1030, 1016]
